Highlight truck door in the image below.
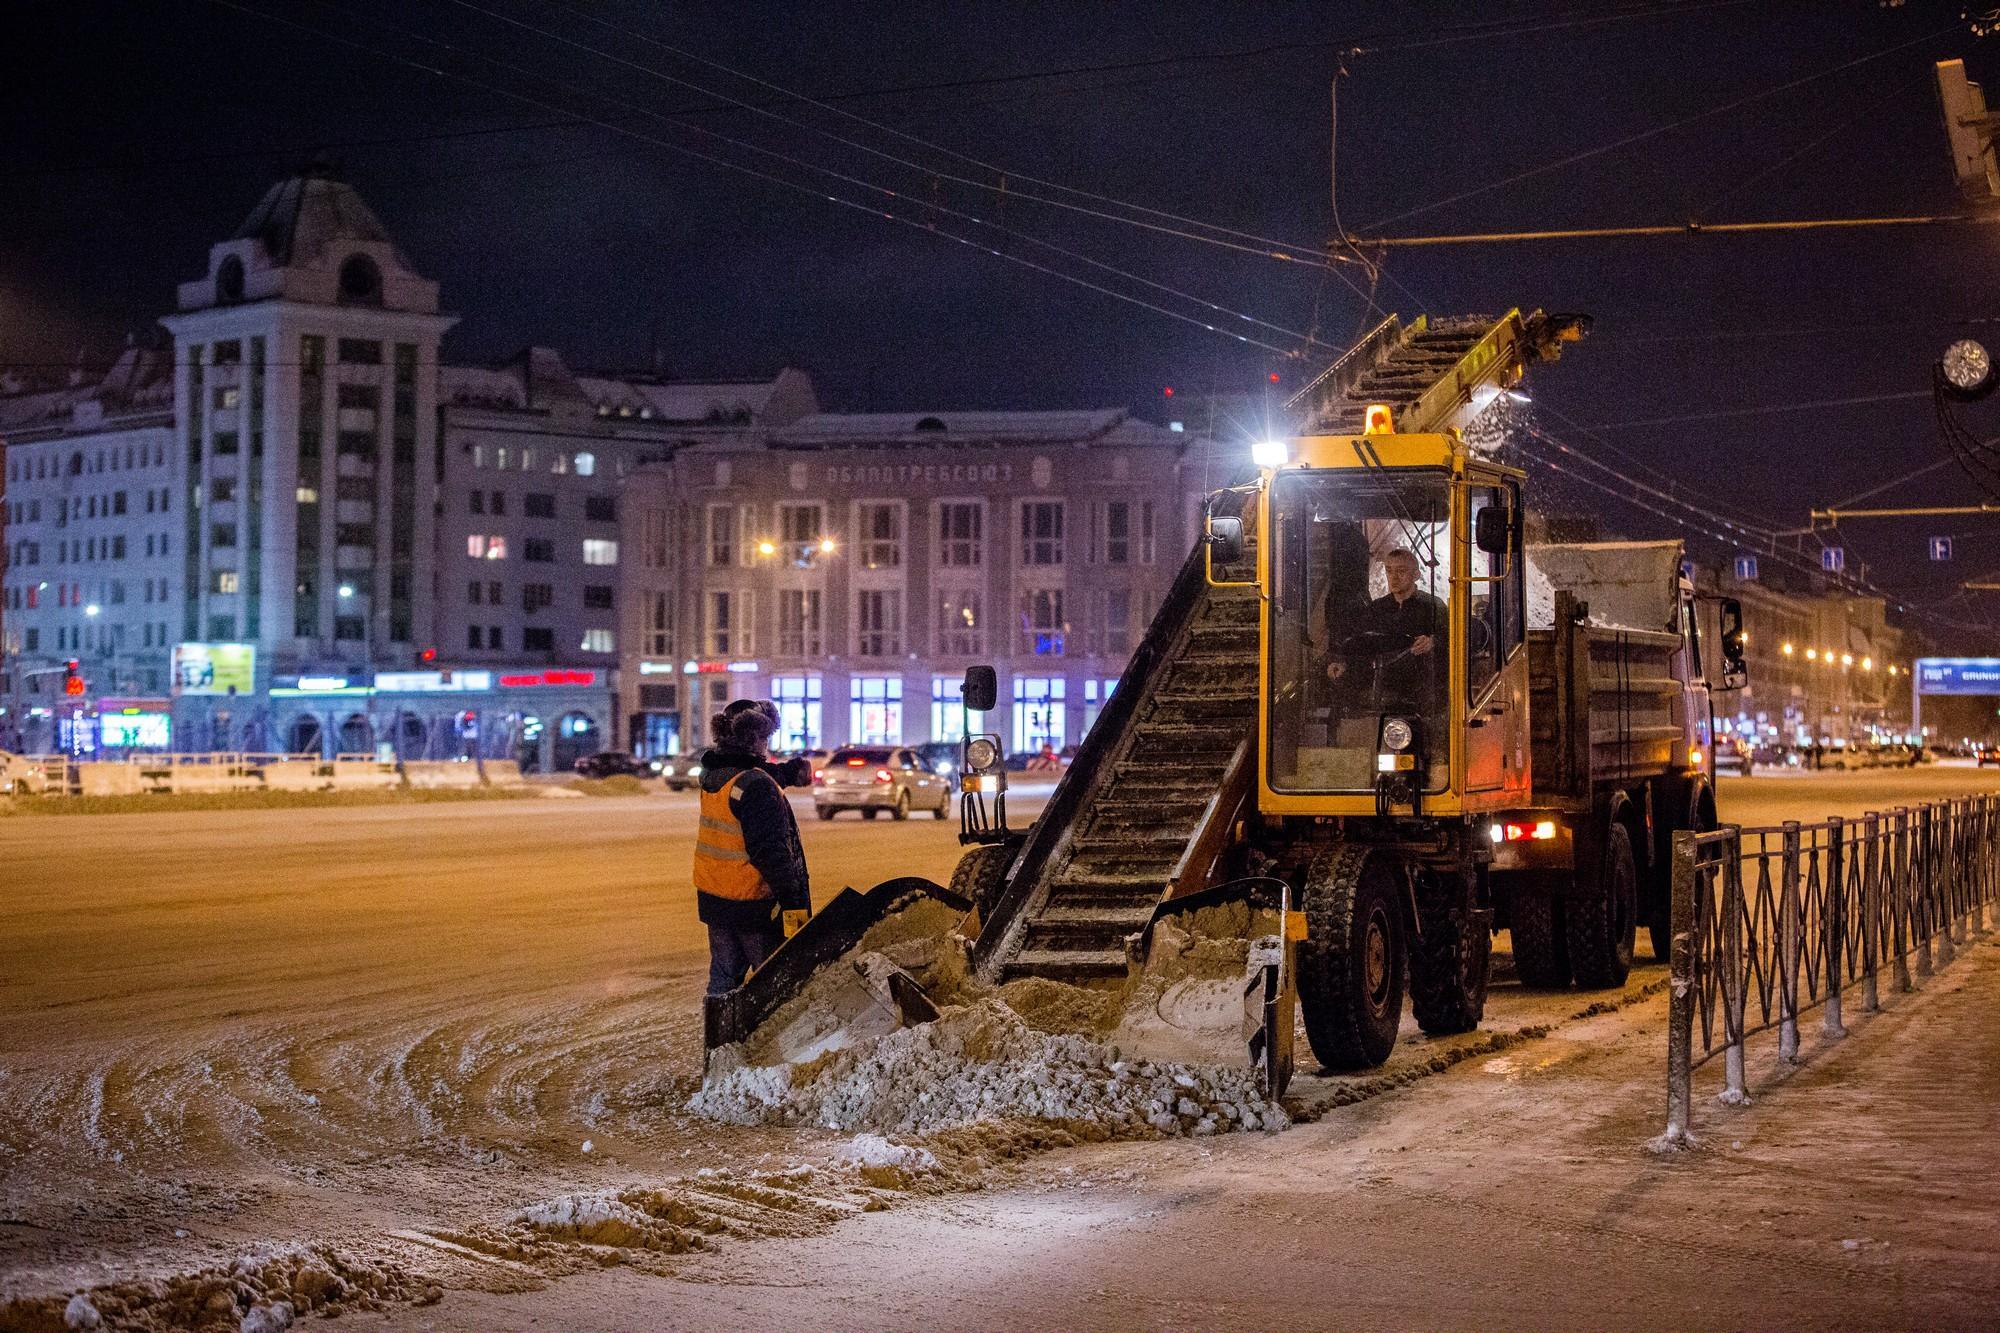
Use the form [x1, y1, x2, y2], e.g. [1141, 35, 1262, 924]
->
[1464, 482, 1530, 799]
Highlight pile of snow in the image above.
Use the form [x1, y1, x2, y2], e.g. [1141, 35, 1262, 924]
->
[833, 1133, 938, 1172]
[691, 998, 1285, 1138]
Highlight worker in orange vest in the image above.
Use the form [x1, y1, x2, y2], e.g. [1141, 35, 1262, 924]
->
[694, 699, 812, 996]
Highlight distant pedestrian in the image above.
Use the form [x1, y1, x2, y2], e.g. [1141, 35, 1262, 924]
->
[694, 699, 811, 997]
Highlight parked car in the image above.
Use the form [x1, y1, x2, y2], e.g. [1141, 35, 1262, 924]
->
[658, 757, 704, 792]
[914, 741, 959, 777]
[573, 751, 660, 780]
[813, 746, 952, 820]
[1979, 744, 2000, 768]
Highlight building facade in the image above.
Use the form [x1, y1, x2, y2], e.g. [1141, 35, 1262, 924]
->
[617, 411, 1215, 757]
[3, 167, 1226, 768]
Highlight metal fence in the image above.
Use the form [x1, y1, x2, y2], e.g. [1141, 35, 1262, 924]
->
[1659, 795, 2000, 1147]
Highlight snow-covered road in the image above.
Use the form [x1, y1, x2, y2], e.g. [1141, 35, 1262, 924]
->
[2, 767, 1994, 1323]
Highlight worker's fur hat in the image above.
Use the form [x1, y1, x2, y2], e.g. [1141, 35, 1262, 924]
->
[713, 697, 780, 748]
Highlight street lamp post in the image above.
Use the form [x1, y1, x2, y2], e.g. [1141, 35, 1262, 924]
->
[337, 583, 380, 757]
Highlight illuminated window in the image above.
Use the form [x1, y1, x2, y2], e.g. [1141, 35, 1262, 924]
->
[574, 451, 596, 477]
[580, 628, 616, 654]
[582, 539, 618, 566]
[850, 676, 903, 745]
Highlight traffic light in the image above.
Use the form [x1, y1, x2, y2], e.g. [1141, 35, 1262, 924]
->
[63, 660, 84, 697]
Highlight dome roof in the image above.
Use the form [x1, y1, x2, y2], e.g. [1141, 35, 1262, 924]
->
[231, 167, 402, 267]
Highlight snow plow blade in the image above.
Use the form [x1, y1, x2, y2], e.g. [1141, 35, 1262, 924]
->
[702, 876, 973, 1056]
[1108, 879, 1299, 1100]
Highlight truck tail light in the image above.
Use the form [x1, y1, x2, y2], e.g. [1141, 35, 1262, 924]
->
[1492, 819, 1559, 843]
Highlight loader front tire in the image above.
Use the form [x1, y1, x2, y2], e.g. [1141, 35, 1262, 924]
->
[949, 843, 1015, 918]
[1410, 870, 1491, 1036]
[1298, 847, 1405, 1071]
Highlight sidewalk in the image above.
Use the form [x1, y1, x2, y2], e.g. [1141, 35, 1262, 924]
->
[412, 938, 2000, 1331]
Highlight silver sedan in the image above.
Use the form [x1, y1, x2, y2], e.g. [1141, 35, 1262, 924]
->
[813, 746, 952, 820]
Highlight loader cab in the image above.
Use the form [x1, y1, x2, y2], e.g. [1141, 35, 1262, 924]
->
[1237, 432, 1531, 820]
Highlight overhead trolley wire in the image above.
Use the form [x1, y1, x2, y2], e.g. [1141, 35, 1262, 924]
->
[209, 0, 1313, 359]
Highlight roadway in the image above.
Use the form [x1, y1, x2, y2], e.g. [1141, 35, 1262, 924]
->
[1, 765, 1995, 1322]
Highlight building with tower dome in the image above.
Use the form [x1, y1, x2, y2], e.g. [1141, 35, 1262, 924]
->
[2, 167, 808, 765]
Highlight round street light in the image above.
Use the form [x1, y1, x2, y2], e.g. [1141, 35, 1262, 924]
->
[338, 583, 355, 599]
[1940, 339, 1996, 401]
[84, 604, 100, 617]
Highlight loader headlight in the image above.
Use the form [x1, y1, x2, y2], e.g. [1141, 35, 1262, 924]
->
[965, 737, 1000, 772]
[1942, 338, 1996, 400]
[1380, 717, 1414, 752]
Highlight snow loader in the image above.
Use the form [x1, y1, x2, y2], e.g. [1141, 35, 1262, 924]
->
[703, 309, 1747, 1100]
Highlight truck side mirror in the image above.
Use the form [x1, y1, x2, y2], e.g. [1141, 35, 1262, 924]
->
[1717, 597, 1748, 690]
[962, 665, 998, 713]
[1206, 516, 1244, 563]
[1475, 506, 1512, 555]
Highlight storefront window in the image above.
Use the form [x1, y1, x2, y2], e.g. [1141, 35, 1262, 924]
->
[1082, 677, 1120, 734]
[931, 675, 966, 743]
[1012, 676, 1066, 753]
[850, 676, 903, 745]
[772, 674, 823, 751]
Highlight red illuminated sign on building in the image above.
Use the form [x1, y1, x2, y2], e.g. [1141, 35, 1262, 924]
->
[497, 669, 599, 688]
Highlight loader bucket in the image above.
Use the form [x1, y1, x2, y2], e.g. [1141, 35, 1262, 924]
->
[1107, 879, 1298, 1099]
[702, 876, 973, 1057]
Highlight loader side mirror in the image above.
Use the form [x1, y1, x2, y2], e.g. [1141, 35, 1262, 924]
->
[1206, 516, 1244, 563]
[962, 665, 998, 713]
[1475, 505, 1512, 556]
[1717, 597, 1748, 690]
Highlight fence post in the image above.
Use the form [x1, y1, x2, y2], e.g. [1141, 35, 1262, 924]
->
[1893, 808, 1914, 993]
[1719, 842, 1751, 1106]
[1824, 815, 1847, 1041]
[1660, 829, 1697, 1148]
[1916, 806, 1937, 980]
[1933, 803, 1957, 970]
[1861, 811, 1881, 1013]
[1981, 796, 1997, 936]
[1777, 822, 1802, 1063]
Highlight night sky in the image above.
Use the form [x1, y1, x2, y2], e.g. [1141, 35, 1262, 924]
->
[5, 1, 1998, 641]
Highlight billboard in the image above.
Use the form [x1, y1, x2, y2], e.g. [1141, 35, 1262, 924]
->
[100, 712, 172, 748]
[1914, 658, 2000, 695]
[172, 642, 257, 696]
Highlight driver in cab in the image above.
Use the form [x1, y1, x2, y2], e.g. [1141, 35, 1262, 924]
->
[1325, 547, 1445, 712]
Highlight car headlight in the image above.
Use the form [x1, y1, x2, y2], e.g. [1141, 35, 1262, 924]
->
[660, 764, 675, 777]
[965, 738, 999, 771]
[1381, 718, 1414, 752]
[688, 764, 702, 777]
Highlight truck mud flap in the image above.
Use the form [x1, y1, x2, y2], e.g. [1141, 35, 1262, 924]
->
[702, 876, 973, 1054]
[1108, 878, 1298, 1100]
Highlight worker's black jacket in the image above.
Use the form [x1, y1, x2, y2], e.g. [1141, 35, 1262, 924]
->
[695, 747, 811, 928]
[1344, 590, 1447, 711]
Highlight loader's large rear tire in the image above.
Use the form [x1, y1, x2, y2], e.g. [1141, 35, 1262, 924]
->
[1410, 870, 1491, 1036]
[949, 843, 1015, 918]
[1298, 847, 1406, 1071]
[1508, 879, 1571, 988]
[1568, 823, 1638, 988]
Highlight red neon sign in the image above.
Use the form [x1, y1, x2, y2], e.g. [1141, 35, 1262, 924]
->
[498, 669, 599, 688]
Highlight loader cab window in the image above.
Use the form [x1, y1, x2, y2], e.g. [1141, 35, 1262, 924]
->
[1467, 483, 1524, 702]
[1267, 468, 1451, 794]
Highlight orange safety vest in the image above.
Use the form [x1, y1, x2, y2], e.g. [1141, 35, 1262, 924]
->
[693, 773, 774, 902]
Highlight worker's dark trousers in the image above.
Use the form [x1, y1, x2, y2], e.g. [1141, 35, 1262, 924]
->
[707, 921, 783, 997]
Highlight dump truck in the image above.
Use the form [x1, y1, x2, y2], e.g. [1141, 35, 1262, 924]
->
[704, 309, 1747, 1099]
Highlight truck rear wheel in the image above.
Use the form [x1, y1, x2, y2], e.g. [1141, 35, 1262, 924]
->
[1568, 823, 1638, 988]
[1298, 847, 1405, 1071]
[950, 843, 1014, 918]
[1507, 880, 1570, 988]
[1409, 870, 1490, 1036]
